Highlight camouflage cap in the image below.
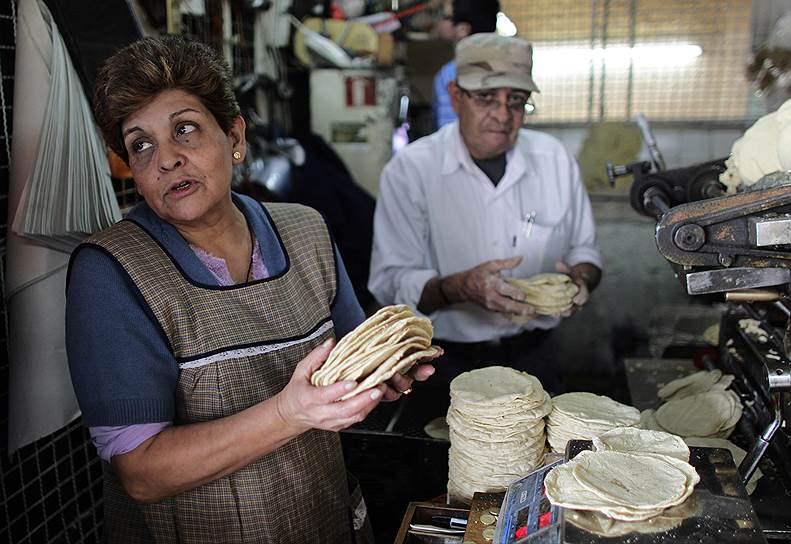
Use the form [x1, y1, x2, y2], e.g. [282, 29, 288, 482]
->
[455, 33, 540, 93]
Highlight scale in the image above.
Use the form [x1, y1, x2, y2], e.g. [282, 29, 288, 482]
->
[490, 440, 767, 543]
[492, 459, 562, 543]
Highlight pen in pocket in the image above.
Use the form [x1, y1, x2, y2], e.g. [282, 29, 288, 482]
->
[513, 210, 536, 246]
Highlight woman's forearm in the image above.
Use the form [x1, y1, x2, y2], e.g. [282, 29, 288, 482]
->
[111, 395, 304, 503]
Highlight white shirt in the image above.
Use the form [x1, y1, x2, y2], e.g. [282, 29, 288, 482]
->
[368, 122, 603, 342]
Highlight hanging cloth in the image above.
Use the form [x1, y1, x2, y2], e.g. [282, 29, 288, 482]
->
[11, 1, 121, 252]
[6, 0, 111, 452]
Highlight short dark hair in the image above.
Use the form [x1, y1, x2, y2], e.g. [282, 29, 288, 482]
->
[452, 0, 499, 34]
[93, 35, 240, 163]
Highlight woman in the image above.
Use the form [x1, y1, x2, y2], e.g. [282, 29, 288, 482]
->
[66, 36, 436, 543]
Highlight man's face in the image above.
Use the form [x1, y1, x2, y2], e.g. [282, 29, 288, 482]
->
[449, 81, 529, 160]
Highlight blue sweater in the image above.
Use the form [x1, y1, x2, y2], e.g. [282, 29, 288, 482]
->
[66, 193, 365, 427]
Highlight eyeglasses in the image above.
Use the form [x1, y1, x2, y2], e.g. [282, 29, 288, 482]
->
[457, 84, 536, 115]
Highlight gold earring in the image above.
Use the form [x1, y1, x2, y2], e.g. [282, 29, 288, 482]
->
[233, 151, 242, 160]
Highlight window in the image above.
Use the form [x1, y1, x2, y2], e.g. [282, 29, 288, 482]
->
[502, 0, 753, 123]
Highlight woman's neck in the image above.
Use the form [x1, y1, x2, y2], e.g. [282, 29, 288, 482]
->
[175, 202, 254, 283]
[175, 198, 243, 249]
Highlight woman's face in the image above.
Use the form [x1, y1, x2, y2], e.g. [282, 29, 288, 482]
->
[121, 89, 245, 228]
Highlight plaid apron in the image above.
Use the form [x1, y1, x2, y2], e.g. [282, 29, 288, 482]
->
[88, 203, 358, 543]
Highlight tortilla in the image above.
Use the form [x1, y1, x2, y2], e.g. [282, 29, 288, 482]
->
[592, 427, 690, 462]
[657, 370, 727, 401]
[505, 273, 579, 319]
[545, 450, 699, 522]
[450, 366, 545, 403]
[544, 455, 665, 521]
[310, 304, 440, 398]
[423, 416, 450, 440]
[655, 390, 742, 438]
[446, 366, 551, 504]
[551, 393, 641, 425]
[547, 392, 641, 452]
[339, 345, 439, 400]
[639, 408, 664, 432]
[575, 452, 698, 510]
[566, 506, 684, 537]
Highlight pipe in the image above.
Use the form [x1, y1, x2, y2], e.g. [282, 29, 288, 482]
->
[739, 392, 783, 486]
[725, 290, 783, 302]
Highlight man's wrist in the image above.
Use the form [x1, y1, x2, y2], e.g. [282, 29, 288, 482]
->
[573, 271, 592, 289]
[569, 263, 600, 291]
[418, 275, 455, 314]
[438, 277, 452, 305]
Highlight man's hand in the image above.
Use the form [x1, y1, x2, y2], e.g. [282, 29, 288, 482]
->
[275, 340, 385, 433]
[555, 261, 600, 313]
[444, 256, 537, 316]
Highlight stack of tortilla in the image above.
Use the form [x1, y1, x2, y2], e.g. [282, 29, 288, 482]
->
[657, 370, 734, 402]
[311, 304, 440, 400]
[564, 499, 696, 538]
[505, 273, 579, 321]
[640, 390, 742, 439]
[446, 367, 551, 504]
[546, 427, 699, 531]
[546, 392, 641, 453]
[545, 431, 699, 522]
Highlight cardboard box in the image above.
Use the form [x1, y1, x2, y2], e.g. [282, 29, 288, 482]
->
[293, 17, 394, 67]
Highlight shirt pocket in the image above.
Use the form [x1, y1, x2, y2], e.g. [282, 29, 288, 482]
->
[518, 217, 570, 272]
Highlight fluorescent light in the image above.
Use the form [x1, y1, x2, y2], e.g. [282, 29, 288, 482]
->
[533, 43, 702, 72]
[496, 12, 517, 37]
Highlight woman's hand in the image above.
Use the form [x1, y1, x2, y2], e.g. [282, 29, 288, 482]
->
[275, 339, 385, 432]
[382, 347, 444, 401]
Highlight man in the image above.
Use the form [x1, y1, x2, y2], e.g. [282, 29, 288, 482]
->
[433, 0, 500, 130]
[369, 33, 603, 393]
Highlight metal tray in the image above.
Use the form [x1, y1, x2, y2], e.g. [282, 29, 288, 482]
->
[560, 440, 766, 543]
